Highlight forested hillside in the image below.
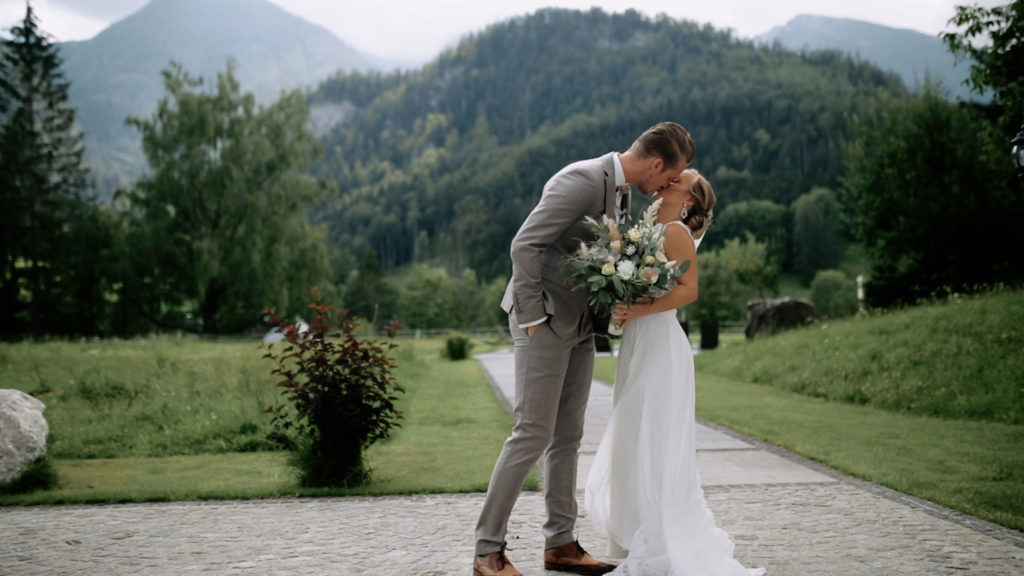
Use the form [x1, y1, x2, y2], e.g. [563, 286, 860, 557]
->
[59, 0, 375, 194]
[309, 8, 909, 279]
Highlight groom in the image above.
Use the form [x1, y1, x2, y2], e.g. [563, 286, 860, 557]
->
[474, 122, 695, 576]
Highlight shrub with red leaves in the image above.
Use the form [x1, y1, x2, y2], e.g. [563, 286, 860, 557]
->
[262, 287, 403, 487]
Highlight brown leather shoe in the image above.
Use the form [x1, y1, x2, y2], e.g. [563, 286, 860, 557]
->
[544, 540, 617, 575]
[473, 551, 522, 576]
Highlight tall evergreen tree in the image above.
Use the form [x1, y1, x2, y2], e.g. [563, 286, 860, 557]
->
[0, 34, 11, 336]
[0, 3, 94, 338]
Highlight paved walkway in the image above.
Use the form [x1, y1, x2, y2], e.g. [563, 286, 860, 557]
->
[2, 349, 1023, 575]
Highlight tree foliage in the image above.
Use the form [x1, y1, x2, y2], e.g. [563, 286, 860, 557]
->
[308, 8, 908, 280]
[2, 7, 950, 336]
[344, 247, 396, 327]
[705, 199, 790, 266]
[841, 85, 1024, 306]
[0, 3, 106, 338]
[690, 234, 778, 323]
[792, 187, 843, 284]
[122, 61, 333, 335]
[810, 269, 860, 319]
[395, 264, 498, 330]
[942, 1, 1024, 119]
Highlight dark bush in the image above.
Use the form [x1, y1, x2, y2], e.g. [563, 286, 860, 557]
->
[444, 333, 474, 360]
[0, 457, 57, 494]
[262, 288, 403, 487]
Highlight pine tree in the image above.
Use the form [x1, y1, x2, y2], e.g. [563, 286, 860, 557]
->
[0, 2, 93, 337]
[0, 33, 12, 336]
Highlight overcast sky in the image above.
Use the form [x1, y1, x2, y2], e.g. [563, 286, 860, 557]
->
[0, 0, 1002, 63]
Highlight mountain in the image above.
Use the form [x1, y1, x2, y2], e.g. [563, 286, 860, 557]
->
[305, 8, 909, 278]
[58, 0, 378, 194]
[754, 14, 978, 102]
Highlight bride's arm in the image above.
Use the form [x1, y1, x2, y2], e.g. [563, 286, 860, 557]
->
[613, 225, 698, 327]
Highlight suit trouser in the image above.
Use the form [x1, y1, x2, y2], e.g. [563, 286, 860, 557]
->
[475, 310, 595, 556]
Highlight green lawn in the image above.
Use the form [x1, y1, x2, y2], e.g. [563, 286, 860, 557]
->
[0, 336, 533, 504]
[594, 288, 1024, 531]
[4, 290, 1022, 534]
[698, 289, 1024, 424]
[596, 357, 1024, 531]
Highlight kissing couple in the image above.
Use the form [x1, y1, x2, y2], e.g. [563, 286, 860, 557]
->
[474, 121, 766, 576]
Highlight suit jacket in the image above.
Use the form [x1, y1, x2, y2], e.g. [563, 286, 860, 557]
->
[501, 152, 626, 337]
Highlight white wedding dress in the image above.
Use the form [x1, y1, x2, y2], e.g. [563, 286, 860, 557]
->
[585, 223, 765, 576]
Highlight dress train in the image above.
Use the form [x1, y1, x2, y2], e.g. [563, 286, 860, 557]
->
[585, 309, 765, 576]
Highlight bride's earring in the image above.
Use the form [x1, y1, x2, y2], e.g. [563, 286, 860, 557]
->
[680, 205, 689, 219]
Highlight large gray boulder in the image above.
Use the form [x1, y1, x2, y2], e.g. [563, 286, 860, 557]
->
[0, 389, 49, 485]
[745, 297, 818, 339]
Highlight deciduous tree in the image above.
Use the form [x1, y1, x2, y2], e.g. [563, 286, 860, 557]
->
[841, 86, 1022, 306]
[792, 188, 842, 284]
[124, 61, 331, 335]
[690, 234, 777, 324]
[943, 1, 1023, 124]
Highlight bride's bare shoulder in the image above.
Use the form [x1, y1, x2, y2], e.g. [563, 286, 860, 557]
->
[662, 221, 695, 246]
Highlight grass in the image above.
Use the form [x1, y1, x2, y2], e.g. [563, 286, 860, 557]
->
[697, 288, 1024, 424]
[2, 453, 296, 504]
[594, 287, 1024, 531]
[594, 359, 1024, 531]
[0, 335, 533, 505]
[348, 338, 534, 495]
[0, 337, 280, 458]
[5, 288, 1021, 531]
[697, 376, 1024, 532]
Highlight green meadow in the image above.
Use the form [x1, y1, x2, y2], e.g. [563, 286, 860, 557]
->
[3, 289, 1022, 532]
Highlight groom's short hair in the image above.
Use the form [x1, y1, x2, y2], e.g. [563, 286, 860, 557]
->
[631, 122, 695, 170]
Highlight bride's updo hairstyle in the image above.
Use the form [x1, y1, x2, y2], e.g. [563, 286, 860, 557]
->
[683, 169, 716, 240]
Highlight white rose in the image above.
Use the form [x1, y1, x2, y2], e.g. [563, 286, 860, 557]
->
[628, 228, 643, 243]
[601, 261, 616, 275]
[616, 260, 635, 279]
[643, 255, 656, 265]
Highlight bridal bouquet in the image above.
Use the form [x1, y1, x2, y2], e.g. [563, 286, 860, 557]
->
[567, 199, 689, 336]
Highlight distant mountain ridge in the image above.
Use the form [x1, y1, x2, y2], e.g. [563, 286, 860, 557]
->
[304, 8, 909, 277]
[58, 0, 380, 192]
[754, 14, 978, 102]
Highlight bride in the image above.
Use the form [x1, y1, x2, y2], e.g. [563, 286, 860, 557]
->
[584, 169, 766, 576]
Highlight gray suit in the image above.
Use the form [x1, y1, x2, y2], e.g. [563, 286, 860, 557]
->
[476, 152, 625, 555]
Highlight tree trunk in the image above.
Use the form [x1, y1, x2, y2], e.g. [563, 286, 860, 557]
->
[700, 320, 719, 350]
[202, 283, 224, 336]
